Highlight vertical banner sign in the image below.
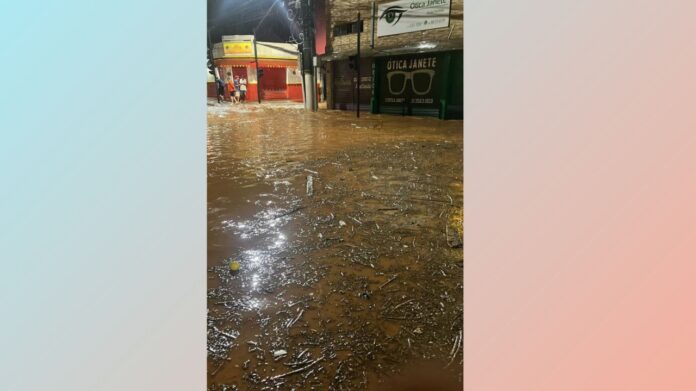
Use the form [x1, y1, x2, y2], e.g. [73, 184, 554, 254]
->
[380, 52, 443, 114]
[377, 0, 450, 37]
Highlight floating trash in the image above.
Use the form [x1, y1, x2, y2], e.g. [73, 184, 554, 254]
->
[306, 175, 314, 196]
[273, 349, 287, 358]
[207, 105, 463, 389]
[228, 259, 241, 272]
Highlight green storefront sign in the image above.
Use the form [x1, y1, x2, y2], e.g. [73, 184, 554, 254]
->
[371, 51, 462, 119]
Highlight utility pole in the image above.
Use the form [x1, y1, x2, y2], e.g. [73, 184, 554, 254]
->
[208, 26, 217, 79]
[370, 1, 376, 49]
[253, 31, 262, 104]
[300, 0, 317, 111]
[356, 12, 361, 118]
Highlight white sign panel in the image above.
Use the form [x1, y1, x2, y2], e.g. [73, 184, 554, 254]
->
[377, 0, 451, 37]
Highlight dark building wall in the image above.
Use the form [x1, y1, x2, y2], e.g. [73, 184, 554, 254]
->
[331, 57, 373, 111]
[326, 0, 463, 56]
[446, 51, 463, 119]
[322, 0, 463, 119]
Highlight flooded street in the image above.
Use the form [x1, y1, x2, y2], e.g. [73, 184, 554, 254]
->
[207, 101, 463, 390]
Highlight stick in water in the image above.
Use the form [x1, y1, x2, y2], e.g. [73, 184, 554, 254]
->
[379, 274, 398, 290]
[269, 356, 325, 380]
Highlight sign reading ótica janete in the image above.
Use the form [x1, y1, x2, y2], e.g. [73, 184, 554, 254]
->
[379, 52, 443, 110]
[377, 0, 451, 37]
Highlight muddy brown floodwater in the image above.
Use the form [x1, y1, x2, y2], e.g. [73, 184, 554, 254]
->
[207, 101, 463, 391]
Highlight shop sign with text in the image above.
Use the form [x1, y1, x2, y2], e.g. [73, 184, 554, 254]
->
[379, 53, 443, 111]
[223, 41, 253, 56]
[377, 0, 450, 37]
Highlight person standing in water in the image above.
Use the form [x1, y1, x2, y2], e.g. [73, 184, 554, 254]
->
[215, 78, 225, 103]
[226, 76, 235, 103]
[239, 76, 248, 102]
[233, 75, 241, 103]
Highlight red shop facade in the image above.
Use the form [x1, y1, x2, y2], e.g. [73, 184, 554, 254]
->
[210, 58, 303, 102]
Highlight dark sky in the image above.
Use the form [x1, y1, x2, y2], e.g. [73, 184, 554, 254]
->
[207, 0, 300, 45]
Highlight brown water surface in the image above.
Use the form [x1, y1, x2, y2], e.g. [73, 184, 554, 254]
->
[208, 101, 462, 390]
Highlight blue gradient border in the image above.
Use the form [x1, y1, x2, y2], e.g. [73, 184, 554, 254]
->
[0, 1, 206, 389]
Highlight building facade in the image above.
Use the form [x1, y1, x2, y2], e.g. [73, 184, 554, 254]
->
[209, 35, 303, 102]
[318, 0, 463, 119]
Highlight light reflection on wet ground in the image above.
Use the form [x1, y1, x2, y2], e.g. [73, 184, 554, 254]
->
[208, 101, 463, 390]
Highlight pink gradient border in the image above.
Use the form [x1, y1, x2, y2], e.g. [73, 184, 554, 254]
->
[464, 1, 696, 389]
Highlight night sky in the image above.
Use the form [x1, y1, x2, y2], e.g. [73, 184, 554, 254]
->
[207, 0, 301, 45]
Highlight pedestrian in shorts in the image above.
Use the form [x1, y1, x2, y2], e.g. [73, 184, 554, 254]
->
[240, 77, 247, 102]
[226, 77, 235, 103]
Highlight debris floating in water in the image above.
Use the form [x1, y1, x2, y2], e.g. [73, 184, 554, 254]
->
[379, 274, 398, 290]
[207, 105, 463, 389]
[228, 259, 241, 272]
[286, 309, 304, 328]
[306, 175, 314, 196]
[269, 355, 325, 380]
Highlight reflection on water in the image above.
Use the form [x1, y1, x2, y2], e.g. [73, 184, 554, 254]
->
[221, 206, 295, 241]
[208, 102, 463, 390]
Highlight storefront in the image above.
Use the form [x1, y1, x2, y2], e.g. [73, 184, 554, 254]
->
[329, 57, 373, 112]
[372, 51, 462, 119]
[319, 0, 463, 119]
[325, 50, 462, 119]
[210, 36, 303, 102]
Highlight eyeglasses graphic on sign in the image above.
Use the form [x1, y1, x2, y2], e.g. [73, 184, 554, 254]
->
[386, 69, 435, 95]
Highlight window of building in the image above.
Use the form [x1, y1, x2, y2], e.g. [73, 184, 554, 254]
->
[333, 20, 363, 37]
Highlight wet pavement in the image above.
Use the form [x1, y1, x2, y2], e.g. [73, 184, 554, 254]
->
[207, 100, 463, 390]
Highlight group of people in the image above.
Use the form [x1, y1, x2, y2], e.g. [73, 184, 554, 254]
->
[216, 74, 248, 104]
